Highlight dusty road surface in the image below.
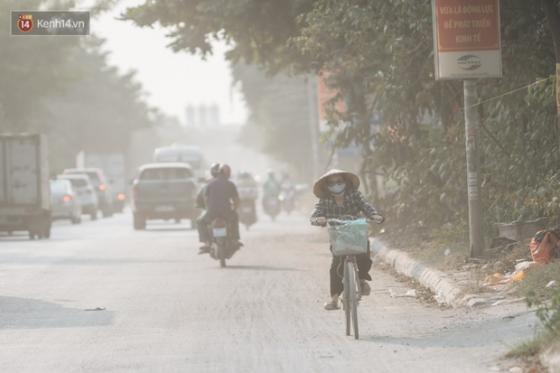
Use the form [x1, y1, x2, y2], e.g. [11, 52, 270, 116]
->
[0, 213, 536, 372]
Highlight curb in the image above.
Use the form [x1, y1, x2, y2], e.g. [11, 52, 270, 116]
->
[371, 238, 470, 307]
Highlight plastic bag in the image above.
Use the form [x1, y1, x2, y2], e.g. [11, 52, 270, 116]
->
[329, 218, 369, 256]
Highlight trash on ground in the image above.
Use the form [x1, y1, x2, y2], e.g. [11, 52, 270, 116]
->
[404, 289, 417, 298]
[483, 260, 540, 287]
[85, 307, 106, 311]
[466, 297, 490, 308]
[511, 270, 526, 282]
[515, 261, 535, 272]
[546, 280, 558, 289]
[492, 297, 525, 307]
[483, 272, 507, 286]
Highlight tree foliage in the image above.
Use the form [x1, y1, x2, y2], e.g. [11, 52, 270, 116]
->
[0, 0, 154, 172]
[232, 63, 314, 179]
[126, 0, 560, 234]
[125, 0, 314, 70]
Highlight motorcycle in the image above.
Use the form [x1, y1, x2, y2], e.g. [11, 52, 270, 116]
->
[262, 195, 281, 221]
[208, 218, 237, 267]
[238, 199, 257, 230]
[279, 187, 296, 215]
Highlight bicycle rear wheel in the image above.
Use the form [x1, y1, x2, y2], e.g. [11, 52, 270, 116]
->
[348, 262, 359, 340]
[343, 262, 351, 336]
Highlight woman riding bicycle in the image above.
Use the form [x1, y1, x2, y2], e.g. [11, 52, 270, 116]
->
[310, 169, 384, 310]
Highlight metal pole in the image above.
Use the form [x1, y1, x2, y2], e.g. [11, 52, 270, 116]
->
[306, 75, 321, 180]
[463, 79, 484, 257]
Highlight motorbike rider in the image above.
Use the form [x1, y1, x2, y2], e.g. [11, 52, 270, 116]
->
[310, 169, 384, 311]
[263, 170, 282, 199]
[279, 173, 296, 212]
[236, 171, 259, 201]
[236, 172, 259, 225]
[197, 164, 242, 253]
[196, 162, 221, 211]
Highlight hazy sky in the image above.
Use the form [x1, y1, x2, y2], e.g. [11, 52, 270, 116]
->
[89, 0, 248, 125]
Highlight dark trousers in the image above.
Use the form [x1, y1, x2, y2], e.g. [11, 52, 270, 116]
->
[197, 210, 240, 243]
[329, 244, 372, 296]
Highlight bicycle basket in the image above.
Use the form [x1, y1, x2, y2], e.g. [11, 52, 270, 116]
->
[328, 218, 369, 256]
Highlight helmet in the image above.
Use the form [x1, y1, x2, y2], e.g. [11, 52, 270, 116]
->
[219, 164, 231, 178]
[210, 163, 221, 177]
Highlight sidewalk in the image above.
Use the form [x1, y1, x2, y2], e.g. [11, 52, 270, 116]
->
[370, 238, 560, 371]
[371, 238, 524, 308]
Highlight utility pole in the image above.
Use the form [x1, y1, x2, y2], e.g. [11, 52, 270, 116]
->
[306, 75, 321, 180]
[463, 80, 484, 257]
[432, 0, 500, 258]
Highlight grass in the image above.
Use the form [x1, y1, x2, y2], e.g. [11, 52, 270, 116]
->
[516, 261, 560, 301]
[508, 263, 560, 361]
[381, 223, 470, 270]
[506, 337, 545, 358]
[506, 331, 558, 359]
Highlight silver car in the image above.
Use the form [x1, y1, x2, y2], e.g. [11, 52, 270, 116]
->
[50, 179, 82, 224]
[58, 174, 99, 220]
[63, 168, 114, 218]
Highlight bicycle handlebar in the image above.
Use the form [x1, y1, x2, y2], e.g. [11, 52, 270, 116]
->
[311, 215, 384, 227]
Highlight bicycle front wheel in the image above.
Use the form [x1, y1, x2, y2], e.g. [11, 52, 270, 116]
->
[348, 261, 359, 340]
[343, 262, 351, 336]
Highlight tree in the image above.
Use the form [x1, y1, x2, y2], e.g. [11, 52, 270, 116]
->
[125, 0, 315, 70]
[232, 63, 314, 179]
[126, 0, 560, 232]
[40, 37, 154, 170]
[0, 0, 79, 130]
[0, 0, 155, 171]
[542, 0, 560, 149]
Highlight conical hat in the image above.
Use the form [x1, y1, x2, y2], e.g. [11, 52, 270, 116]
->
[313, 169, 360, 198]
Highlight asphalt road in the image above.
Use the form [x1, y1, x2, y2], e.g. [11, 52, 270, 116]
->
[0, 212, 537, 372]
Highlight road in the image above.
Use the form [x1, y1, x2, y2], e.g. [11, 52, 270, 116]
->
[0, 213, 537, 372]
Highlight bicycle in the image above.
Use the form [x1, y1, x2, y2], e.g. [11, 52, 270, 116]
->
[327, 217, 369, 340]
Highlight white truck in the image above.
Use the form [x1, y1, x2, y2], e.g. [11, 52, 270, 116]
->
[0, 134, 52, 239]
[153, 145, 206, 178]
[78, 152, 127, 213]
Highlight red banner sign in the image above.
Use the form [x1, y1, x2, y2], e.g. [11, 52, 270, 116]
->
[434, 0, 499, 52]
[432, 0, 501, 79]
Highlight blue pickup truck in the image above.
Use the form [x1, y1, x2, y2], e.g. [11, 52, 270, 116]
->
[131, 163, 198, 230]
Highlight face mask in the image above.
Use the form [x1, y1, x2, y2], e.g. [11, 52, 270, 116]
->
[328, 182, 346, 195]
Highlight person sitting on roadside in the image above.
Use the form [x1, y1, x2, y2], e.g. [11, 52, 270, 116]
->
[310, 169, 384, 310]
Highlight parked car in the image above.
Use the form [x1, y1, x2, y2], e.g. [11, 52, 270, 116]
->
[131, 163, 198, 230]
[50, 179, 81, 224]
[58, 174, 99, 220]
[63, 168, 113, 217]
[81, 152, 128, 213]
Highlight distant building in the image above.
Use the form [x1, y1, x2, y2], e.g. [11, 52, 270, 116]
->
[185, 105, 196, 127]
[184, 103, 222, 127]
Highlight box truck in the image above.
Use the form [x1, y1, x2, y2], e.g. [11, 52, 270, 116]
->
[0, 134, 51, 239]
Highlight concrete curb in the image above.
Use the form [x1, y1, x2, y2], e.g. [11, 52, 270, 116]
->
[371, 238, 470, 307]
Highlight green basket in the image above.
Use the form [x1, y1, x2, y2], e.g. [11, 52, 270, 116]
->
[328, 218, 369, 256]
